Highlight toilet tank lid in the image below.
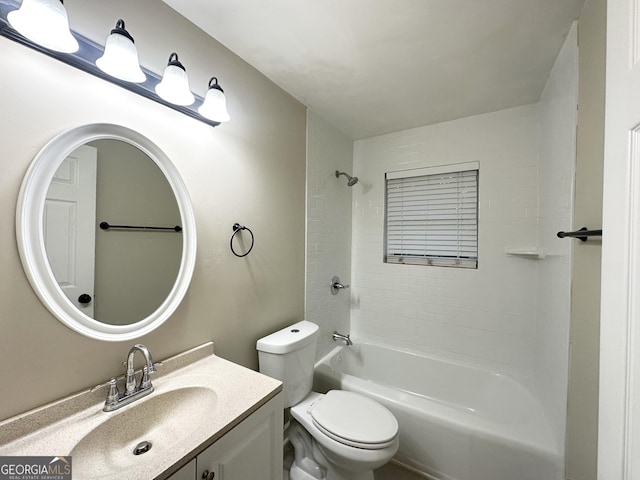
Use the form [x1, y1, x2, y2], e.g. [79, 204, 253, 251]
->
[256, 320, 319, 354]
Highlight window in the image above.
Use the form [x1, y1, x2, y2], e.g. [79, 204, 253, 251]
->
[384, 162, 478, 268]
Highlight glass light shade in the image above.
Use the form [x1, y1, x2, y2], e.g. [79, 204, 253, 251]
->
[95, 20, 145, 83]
[155, 53, 194, 106]
[198, 77, 230, 122]
[7, 0, 78, 53]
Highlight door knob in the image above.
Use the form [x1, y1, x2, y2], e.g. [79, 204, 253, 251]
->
[78, 293, 92, 304]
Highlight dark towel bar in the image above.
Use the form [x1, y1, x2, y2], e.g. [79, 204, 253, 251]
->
[556, 227, 602, 242]
[100, 222, 182, 232]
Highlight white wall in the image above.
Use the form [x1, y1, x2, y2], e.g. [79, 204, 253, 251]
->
[351, 104, 540, 379]
[534, 22, 578, 454]
[305, 111, 353, 359]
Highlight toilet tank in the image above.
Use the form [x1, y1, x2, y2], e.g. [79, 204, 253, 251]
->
[256, 320, 319, 407]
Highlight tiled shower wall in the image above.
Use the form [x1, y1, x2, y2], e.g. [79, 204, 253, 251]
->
[347, 25, 576, 452]
[305, 111, 354, 359]
[351, 105, 541, 379]
[534, 22, 578, 451]
[306, 23, 577, 465]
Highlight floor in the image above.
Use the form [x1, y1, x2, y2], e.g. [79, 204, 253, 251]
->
[374, 461, 428, 480]
[283, 460, 426, 480]
[284, 440, 426, 480]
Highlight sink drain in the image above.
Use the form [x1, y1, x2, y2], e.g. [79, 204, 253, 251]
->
[133, 441, 152, 455]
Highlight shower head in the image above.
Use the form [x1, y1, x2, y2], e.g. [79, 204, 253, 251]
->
[335, 170, 359, 186]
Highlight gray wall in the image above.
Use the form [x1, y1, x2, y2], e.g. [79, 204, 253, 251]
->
[92, 139, 182, 325]
[566, 0, 606, 477]
[0, 0, 306, 421]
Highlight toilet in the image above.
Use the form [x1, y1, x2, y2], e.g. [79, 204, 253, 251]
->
[256, 320, 399, 480]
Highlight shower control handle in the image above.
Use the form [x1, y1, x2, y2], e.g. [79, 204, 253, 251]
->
[330, 276, 350, 295]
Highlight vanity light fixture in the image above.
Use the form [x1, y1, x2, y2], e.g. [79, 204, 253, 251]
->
[96, 19, 145, 83]
[198, 77, 230, 123]
[0, 0, 227, 127]
[7, 0, 77, 53]
[155, 52, 195, 106]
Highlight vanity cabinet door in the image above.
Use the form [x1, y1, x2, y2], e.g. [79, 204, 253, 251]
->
[167, 459, 196, 480]
[197, 393, 283, 480]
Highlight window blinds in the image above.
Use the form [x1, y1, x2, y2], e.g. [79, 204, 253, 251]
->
[385, 164, 478, 268]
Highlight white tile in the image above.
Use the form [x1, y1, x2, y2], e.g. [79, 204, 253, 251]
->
[307, 24, 576, 458]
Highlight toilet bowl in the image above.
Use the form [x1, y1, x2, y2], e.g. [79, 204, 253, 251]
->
[290, 391, 399, 480]
[256, 321, 399, 480]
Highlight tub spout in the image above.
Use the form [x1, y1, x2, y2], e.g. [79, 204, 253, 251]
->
[332, 331, 353, 346]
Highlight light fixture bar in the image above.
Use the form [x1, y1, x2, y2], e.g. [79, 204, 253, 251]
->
[0, 0, 220, 127]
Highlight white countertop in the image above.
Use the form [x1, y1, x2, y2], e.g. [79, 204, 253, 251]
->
[0, 343, 282, 479]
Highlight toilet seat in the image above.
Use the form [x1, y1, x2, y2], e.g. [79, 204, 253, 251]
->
[310, 390, 398, 450]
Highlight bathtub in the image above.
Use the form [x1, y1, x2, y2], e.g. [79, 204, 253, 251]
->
[313, 342, 563, 480]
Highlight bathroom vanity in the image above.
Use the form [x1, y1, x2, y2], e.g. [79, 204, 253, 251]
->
[168, 394, 282, 480]
[0, 343, 283, 480]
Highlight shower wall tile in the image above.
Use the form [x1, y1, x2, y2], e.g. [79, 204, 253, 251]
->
[534, 22, 578, 453]
[305, 111, 354, 359]
[305, 33, 575, 467]
[348, 25, 577, 458]
[352, 104, 541, 380]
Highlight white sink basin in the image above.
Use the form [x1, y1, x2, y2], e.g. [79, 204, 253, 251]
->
[0, 344, 282, 480]
[70, 386, 217, 477]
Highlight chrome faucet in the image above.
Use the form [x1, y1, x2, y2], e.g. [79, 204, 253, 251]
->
[125, 344, 157, 394]
[332, 331, 353, 346]
[95, 343, 158, 412]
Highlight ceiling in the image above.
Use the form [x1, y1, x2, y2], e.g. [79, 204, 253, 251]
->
[162, 0, 586, 140]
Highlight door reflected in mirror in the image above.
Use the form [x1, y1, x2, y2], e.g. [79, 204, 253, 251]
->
[44, 139, 182, 326]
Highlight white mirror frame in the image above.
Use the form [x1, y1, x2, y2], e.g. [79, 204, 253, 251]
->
[16, 124, 197, 341]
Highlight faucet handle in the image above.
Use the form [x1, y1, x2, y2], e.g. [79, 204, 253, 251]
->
[149, 360, 163, 373]
[140, 366, 152, 389]
[105, 378, 120, 404]
[91, 377, 117, 392]
[91, 378, 120, 406]
[139, 361, 163, 389]
[330, 276, 350, 295]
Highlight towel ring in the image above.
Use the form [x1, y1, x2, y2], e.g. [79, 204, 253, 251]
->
[230, 223, 254, 257]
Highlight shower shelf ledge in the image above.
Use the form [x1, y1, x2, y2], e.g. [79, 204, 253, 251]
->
[504, 247, 545, 259]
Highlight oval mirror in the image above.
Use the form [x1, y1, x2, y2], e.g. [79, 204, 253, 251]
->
[16, 124, 197, 341]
